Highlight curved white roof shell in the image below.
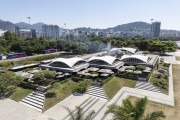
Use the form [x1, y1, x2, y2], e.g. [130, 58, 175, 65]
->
[121, 55, 149, 63]
[110, 48, 122, 52]
[51, 57, 84, 68]
[121, 47, 137, 54]
[88, 55, 119, 65]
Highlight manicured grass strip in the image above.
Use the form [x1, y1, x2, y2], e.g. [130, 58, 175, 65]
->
[44, 80, 78, 111]
[103, 77, 136, 99]
[9, 87, 33, 102]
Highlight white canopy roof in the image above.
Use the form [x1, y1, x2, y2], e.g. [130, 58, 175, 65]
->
[121, 55, 149, 63]
[121, 47, 137, 54]
[110, 48, 122, 52]
[52, 57, 84, 67]
[88, 55, 118, 65]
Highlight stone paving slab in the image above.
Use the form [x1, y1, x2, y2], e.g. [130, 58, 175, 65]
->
[0, 99, 42, 120]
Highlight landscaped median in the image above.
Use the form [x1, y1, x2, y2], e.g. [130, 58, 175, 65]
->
[103, 76, 137, 99]
[127, 64, 180, 120]
[149, 61, 170, 94]
[44, 77, 92, 111]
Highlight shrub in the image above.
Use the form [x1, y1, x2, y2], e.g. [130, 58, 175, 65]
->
[45, 91, 56, 98]
[19, 82, 37, 90]
[71, 77, 84, 82]
[143, 51, 150, 54]
[0, 61, 14, 70]
[163, 63, 170, 68]
[72, 80, 89, 94]
[0, 72, 24, 97]
[125, 66, 135, 71]
[135, 65, 146, 71]
[33, 70, 56, 86]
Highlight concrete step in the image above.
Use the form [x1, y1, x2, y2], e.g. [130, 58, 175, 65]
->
[26, 96, 44, 103]
[32, 92, 45, 97]
[86, 90, 107, 97]
[88, 87, 104, 91]
[21, 99, 43, 110]
[86, 89, 105, 94]
[86, 92, 108, 100]
[24, 97, 43, 106]
[29, 94, 45, 100]
[135, 82, 148, 87]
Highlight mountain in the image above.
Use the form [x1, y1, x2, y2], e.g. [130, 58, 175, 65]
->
[31, 22, 46, 30]
[106, 22, 151, 32]
[74, 22, 151, 33]
[16, 22, 45, 30]
[0, 19, 15, 31]
[15, 22, 29, 29]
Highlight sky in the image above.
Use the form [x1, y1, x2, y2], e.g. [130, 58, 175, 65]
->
[0, 0, 180, 30]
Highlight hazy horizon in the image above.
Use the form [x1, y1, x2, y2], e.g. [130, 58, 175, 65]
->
[0, 0, 180, 30]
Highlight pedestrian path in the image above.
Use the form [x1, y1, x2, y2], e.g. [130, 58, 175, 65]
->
[19, 91, 45, 112]
[135, 81, 163, 93]
[85, 85, 109, 100]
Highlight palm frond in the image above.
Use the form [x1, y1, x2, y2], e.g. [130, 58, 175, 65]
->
[76, 106, 83, 120]
[84, 110, 95, 120]
[143, 111, 165, 120]
[63, 106, 75, 120]
[134, 97, 147, 120]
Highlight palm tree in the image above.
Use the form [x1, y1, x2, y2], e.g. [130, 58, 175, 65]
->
[105, 97, 165, 120]
[64, 106, 95, 120]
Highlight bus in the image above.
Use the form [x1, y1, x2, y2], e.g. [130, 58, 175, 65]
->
[6, 52, 27, 59]
[43, 49, 57, 54]
[0, 54, 2, 60]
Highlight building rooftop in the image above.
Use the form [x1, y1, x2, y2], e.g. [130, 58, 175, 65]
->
[121, 55, 149, 63]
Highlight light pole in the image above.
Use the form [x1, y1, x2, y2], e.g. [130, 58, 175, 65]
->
[150, 19, 154, 38]
[27, 17, 31, 30]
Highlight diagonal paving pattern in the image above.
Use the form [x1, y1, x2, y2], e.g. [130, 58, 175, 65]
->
[85, 85, 109, 100]
[135, 81, 163, 93]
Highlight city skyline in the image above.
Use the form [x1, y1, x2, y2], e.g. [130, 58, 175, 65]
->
[0, 0, 180, 30]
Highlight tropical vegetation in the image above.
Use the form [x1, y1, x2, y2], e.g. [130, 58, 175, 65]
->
[65, 106, 95, 120]
[106, 97, 165, 120]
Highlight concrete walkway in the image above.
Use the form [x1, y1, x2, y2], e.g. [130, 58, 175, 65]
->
[0, 99, 42, 120]
[93, 64, 174, 120]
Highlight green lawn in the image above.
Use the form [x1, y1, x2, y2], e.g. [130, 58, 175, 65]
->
[44, 79, 79, 111]
[9, 87, 33, 101]
[103, 77, 136, 99]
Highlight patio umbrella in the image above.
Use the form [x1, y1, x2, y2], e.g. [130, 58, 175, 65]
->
[56, 72, 63, 75]
[77, 71, 85, 75]
[98, 69, 112, 74]
[83, 73, 91, 76]
[88, 67, 99, 72]
[90, 74, 99, 77]
[28, 70, 40, 74]
[81, 69, 89, 73]
[100, 73, 109, 77]
[126, 70, 133, 73]
[64, 73, 71, 76]
[56, 75, 64, 79]
[134, 70, 142, 74]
